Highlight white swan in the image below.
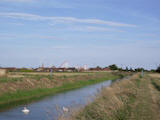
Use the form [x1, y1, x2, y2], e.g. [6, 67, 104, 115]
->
[62, 106, 69, 112]
[22, 107, 30, 114]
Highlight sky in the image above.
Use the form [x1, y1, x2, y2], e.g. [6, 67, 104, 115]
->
[0, 0, 160, 69]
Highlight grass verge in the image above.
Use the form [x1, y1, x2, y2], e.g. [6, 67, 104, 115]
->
[0, 73, 122, 111]
[61, 73, 160, 120]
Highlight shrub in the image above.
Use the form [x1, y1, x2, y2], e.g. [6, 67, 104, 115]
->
[156, 66, 160, 73]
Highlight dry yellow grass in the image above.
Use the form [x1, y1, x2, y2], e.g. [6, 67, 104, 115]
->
[9, 72, 96, 77]
[0, 72, 121, 96]
[58, 74, 137, 120]
[0, 69, 7, 77]
[148, 73, 160, 78]
[59, 73, 160, 120]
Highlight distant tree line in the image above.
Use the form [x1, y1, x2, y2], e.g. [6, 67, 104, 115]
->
[105, 64, 160, 73]
[108, 64, 118, 70]
[107, 64, 144, 72]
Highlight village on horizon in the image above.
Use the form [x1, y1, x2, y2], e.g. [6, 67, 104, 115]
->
[0, 61, 159, 73]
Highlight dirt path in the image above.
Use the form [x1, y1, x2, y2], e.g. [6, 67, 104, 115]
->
[129, 78, 155, 120]
[122, 75, 160, 120]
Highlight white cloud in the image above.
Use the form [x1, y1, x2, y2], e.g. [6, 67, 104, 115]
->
[0, 12, 137, 27]
[66, 25, 124, 32]
[0, 33, 66, 41]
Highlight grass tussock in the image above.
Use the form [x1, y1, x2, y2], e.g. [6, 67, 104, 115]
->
[60, 73, 160, 120]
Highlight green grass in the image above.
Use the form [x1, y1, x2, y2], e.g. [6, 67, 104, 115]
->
[152, 80, 160, 91]
[0, 77, 23, 83]
[0, 74, 121, 111]
[113, 91, 136, 120]
[28, 74, 53, 81]
[136, 78, 141, 88]
[109, 75, 154, 120]
[0, 74, 53, 83]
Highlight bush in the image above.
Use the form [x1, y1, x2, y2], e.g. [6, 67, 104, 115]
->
[108, 64, 118, 70]
[156, 66, 160, 73]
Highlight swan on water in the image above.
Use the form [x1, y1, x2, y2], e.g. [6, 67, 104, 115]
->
[22, 107, 30, 114]
[62, 107, 69, 112]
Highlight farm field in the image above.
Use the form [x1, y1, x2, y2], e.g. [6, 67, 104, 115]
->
[8, 71, 105, 77]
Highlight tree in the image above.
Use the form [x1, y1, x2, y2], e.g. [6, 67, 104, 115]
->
[125, 67, 129, 71]
[156, 66, 160, 73]
[135, 68, 144, 72]
[96, 66, 102, 70]
[108, 64, 118, 70]
[150, 69, 156, 72]
[118, 67, 123, 71]
[129, 67, 134, 72]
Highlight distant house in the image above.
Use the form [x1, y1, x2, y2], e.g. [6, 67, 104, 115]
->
[89, 67, 102, 71]
[34, 67, 77, 72]
[53, 68, 66, 72]
[77, 68, 85, 72]
[0, 69, 8, 77]
[103, 67, 110, 71]
[53, 67, 77, 72]
[35, 67, 44, 72]
[66, 67, 77, 72]
[43, 68, 51, 72]
[4, 67, 17, 72]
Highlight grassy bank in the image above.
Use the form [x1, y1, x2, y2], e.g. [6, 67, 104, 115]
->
[61, 73, 160, 120]
[0, 72, 126, 111]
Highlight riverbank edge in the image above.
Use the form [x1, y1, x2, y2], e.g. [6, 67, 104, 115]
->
[63, 73, 160, 120]
[0, 75, 123, 111]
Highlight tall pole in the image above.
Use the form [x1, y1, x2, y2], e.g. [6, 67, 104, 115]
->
[50, 68, 53, 79]
[141, 69, 144, 77]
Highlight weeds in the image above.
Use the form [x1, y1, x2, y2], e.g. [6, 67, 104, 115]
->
[152, 81, 160, 91]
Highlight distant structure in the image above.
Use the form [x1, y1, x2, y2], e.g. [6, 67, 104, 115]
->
[60, 61, 69, 68]
[42, 63, 44, 68]
[0, 69, 8, 77]
[141, 69, 144, 77]
[35, 63, 44, 72]
[83, 65, 88, 70]
[76, 65, 88, 72]
[89, 66, 102, 71]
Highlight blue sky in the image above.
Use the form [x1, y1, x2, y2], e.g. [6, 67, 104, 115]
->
[0, 0, 160, 69]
